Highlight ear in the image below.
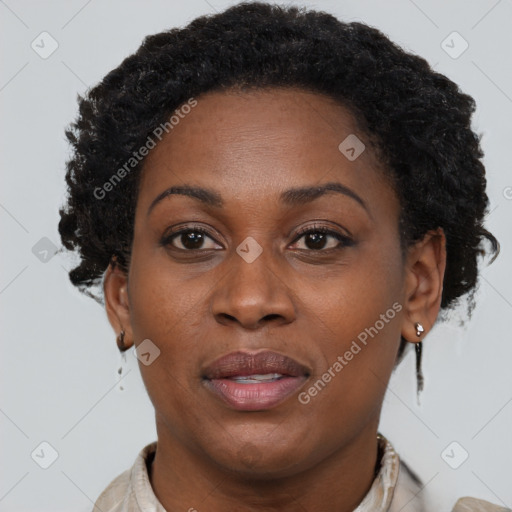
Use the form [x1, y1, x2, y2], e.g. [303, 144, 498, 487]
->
[401, 228, 447, 342]
[103, 260, 134, 350]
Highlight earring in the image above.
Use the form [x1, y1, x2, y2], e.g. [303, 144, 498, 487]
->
[116, 330, 128, 392]
[117, 330, 127, 352]
[414, 322, 425, 399]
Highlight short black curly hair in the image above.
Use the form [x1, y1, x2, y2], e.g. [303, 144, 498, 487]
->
[58, 1, 498, 362]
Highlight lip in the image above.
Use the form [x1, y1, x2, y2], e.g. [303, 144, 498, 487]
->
[202, 350, 310, 411]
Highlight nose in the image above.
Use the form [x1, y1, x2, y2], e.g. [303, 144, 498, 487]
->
[210, 245, 296, 330]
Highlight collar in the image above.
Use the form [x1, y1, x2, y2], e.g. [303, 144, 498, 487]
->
[129, 433, 400, 512]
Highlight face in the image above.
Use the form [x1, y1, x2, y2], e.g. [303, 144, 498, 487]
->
[105, 87, 444, 479]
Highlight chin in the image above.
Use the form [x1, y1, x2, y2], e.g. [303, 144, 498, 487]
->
[206, 436, 313, 480]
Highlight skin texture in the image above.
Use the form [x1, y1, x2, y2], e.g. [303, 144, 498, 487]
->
[103, 88, 446, 512]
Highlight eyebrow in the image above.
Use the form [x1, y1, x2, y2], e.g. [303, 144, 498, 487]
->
[147, 182, 369, 217]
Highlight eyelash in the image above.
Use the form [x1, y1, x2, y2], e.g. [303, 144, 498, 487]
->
[161, 225, 217, 250]
[161, 223, 353, 253]
[293, 224, 354, 251]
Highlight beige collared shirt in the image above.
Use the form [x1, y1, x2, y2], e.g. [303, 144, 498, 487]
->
[92, 435, 508, 512]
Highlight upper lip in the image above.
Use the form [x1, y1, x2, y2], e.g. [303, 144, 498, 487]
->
[202, 350, 310, 380]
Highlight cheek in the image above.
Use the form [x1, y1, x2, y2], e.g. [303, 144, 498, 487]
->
[126, 267, 205, 430]
[126, 257, 201, 391]
[128, 248, 201, 340]
[301, 239, 404, 342]
[300, 241, 404, 403]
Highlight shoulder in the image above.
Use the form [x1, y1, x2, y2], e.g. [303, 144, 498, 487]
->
[393, 463, 509, 512]
[389, 459, 431, 511]
[389, 454, 508, 512]
[451, 497, 511, 512]
[93, 466, 132, 511]
[92, 441, 159, 512]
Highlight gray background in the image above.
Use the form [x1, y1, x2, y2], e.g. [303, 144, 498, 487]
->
[1, 0, 511, 510]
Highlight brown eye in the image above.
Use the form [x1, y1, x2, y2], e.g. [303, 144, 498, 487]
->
[291, 226, 354, 251]
[162, 227, 222, 251]
[305, 232, 331, 250]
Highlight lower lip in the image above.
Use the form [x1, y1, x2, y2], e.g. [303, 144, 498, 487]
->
[204, 376, 307, 411]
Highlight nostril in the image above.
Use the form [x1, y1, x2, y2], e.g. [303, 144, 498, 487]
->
[218, 313, 237, 322]
[214, 312, 285, 329]
[263, 314, 281, 322]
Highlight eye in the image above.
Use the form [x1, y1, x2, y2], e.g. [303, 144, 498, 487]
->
[290, 224, 354, 251]
[161, 226, 223, 251]
[161, 223, 353, 253]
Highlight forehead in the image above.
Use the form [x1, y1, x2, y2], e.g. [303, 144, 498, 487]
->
[136, 87, 396, 218]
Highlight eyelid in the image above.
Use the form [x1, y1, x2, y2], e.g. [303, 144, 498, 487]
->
[161, 224, 224, 249]
[291, 221, 353, 242]
[294, 222, 350, 236]
[289, 224, 354, 250]
[161, 221, 354, 252]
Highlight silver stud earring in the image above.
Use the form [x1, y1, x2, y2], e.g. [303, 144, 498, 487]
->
[415, 322, 424, 338]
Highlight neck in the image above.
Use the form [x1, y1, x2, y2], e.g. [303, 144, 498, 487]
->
[149, 419, 381, 512]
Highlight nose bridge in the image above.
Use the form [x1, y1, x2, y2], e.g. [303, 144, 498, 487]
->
[210, 237, 295, 328]
[234, 239, 276, 292]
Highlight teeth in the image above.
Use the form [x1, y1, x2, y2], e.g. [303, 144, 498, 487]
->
[230, 373, 283, 383]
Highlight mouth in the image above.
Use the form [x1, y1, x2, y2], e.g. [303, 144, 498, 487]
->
[202, 350, 310, 411]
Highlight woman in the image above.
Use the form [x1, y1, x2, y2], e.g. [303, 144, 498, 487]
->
[58, 2, 503, 511]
